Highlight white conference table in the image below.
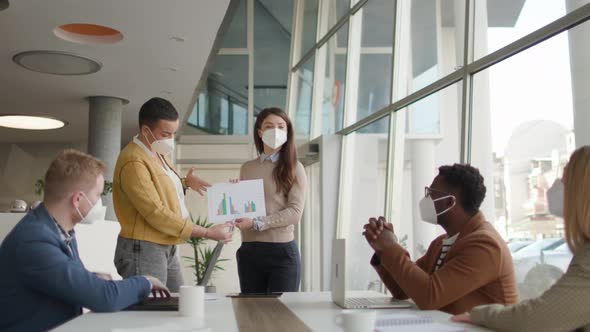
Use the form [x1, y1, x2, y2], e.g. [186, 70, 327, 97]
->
[53, 291, 493, 332]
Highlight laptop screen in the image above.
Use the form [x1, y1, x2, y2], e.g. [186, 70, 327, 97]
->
[199, 241, 224, 286]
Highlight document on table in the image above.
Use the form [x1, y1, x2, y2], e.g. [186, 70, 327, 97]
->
[111, 323, 210, 332]
[207, 179, 267, 223]
[375, 313, 465, 332]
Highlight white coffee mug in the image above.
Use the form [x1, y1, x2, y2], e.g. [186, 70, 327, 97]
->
[334, 310, 377, 332]
[179, 285, 205, 320]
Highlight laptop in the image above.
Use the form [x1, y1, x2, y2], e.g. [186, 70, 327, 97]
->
[331, 238, 412, 309]
[124, 241, 225, 311]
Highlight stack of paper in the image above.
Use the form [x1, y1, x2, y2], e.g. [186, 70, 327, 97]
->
[375, 313, 465, 332]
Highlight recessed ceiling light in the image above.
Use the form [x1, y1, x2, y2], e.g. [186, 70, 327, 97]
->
[0, 115, 66, 130]
[54, 23, 123, 45]
[0, 0, 9, 11]
[13, 50, 102, 75]
[164, 66, 179, 72]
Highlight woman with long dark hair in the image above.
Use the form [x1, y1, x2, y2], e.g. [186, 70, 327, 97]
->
[233, 107, 306, 293]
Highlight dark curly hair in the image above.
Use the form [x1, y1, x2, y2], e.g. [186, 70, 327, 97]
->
[438, 164, 486, 215]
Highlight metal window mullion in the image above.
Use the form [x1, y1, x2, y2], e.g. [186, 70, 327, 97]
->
[384, 0, 399, 224]
[286, 0, 303, 118]
[342, 2, 362, 127]
[218, 48, 249, 55]
[460, 0, 475, 163]
[247, 0, 255, 138]
[309, 0, 331, 138]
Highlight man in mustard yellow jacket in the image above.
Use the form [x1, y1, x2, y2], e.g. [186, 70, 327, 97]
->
[113, 97, 231, 292]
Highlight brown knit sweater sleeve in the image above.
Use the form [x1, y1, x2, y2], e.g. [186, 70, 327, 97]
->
[258, 162, 306, 231]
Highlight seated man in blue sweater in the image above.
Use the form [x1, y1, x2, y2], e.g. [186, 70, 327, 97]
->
[0, 150, 169, 332]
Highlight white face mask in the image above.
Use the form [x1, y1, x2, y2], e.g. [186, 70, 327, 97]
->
[419, 194, 456, 225]
[261, 128, 288, 150]
[547, 179, 564, 218]
[145, 129, 175, 155]
[76, 193, 106, 225]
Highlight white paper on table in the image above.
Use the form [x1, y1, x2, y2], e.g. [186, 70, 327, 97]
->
[205, 293, 222, 301]
[206, 179, 267, 223]
[111, 323, 210, 332]
[375, 313, 465, 332]
[376, 323, 465, 332]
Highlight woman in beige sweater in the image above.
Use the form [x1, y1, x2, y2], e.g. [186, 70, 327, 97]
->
[233, 107, 306, 293]
[452, 145, 590, 332]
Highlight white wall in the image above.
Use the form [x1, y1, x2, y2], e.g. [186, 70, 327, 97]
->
[177, 164, 243, 293]
[0, 142, 86, 211]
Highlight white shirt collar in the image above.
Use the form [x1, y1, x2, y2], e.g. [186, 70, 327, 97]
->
[443, 233, 460, 245]
[133, 135, 155, 158]
[260, 152, 279, 163]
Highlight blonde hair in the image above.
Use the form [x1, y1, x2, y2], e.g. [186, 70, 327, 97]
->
[564, 145, 590, 254]
[44, 149, 106, 204]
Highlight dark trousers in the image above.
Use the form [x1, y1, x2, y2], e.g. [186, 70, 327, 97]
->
[236, 241, 301, 293]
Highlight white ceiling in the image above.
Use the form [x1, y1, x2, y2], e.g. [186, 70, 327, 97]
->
[0, 0, 230, 144]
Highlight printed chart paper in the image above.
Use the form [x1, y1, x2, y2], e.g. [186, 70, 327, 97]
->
[207, 179, 267, 223]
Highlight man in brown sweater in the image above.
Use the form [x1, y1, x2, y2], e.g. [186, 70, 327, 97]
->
[363, 164, 518, 314]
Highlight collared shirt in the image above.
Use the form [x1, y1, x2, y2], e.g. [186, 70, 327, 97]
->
[52, 218, 75, 256]
[133, 135, 189, 219]
[259, 152, 279, 163]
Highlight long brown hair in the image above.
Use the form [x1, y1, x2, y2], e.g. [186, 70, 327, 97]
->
[563, 146, 590, 254]
[254, 108, 298, 196]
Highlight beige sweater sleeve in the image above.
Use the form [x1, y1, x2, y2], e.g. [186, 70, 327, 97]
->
[258, 163, 306, 231]
[470, 248, 590, 332]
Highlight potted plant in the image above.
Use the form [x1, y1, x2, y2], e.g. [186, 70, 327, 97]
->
[183, 214, 228, 293]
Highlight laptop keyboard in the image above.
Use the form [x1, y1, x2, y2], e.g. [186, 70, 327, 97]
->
[142, 297, 179, 306]
[123, 296, 179, 311]
[344, 297, 397, 307]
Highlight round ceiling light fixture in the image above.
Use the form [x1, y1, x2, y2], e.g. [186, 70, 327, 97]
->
[13, 50, 102, 75]
[54, 23, 123, 45]
[0, 115, 66, 130]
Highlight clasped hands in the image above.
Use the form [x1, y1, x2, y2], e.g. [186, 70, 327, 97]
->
[363, 216, 398, 253]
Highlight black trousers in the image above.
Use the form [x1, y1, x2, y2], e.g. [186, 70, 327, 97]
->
[236, 241, 301, 293]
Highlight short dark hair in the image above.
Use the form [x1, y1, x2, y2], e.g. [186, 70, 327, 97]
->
[138, 97, 179, 129]
[438, 164, 486, 215]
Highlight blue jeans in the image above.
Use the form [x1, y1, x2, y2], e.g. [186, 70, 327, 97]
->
[236, 241, 301, 293]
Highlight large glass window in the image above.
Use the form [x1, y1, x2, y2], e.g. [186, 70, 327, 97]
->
[470, 23, 580, 300]
[474, 1, 582, 59]
[340, 115, 390, 291]
[222, 0, 247, 48]
[353, 0, 395, 124]
[254, 0, 294, 110]
[185, 55, 249, 135]
[299, 0, 320, 60]
[395, 0, 465, 101]
[293, 57, 315, 137]
[319, 23, 349, 136]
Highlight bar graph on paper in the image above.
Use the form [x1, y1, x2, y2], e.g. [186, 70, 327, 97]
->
[208, 179, 266, 223]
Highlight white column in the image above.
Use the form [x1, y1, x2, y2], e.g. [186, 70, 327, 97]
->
[87, 96, 127, 221]
[469, 0, 497, 224]
[566, 0, 590, 147]
[411, 139, 439, 257]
